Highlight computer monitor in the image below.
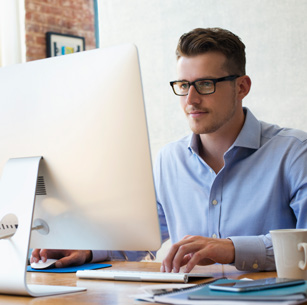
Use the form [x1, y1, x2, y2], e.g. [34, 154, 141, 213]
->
[0, 44, 161, 296]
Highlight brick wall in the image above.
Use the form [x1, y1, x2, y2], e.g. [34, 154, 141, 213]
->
[25, 0, 96, 62]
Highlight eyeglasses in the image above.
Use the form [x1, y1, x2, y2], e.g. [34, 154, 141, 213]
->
[170, 75, 240, 96]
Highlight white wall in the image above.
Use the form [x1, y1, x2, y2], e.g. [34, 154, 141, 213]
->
[97, 0, 307, 160]
[0, 0, 25, 67]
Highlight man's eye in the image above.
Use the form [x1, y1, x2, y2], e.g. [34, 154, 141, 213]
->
[197, 81, 213, 88]
[179, 83, 189, 90]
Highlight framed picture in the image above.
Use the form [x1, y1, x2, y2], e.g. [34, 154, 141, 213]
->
[46, 32, 85, 57]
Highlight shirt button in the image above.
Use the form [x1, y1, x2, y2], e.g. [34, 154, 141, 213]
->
[253, 263, 259, 269]
[212, 199, 218, 206]
[212, 233, 217, 238]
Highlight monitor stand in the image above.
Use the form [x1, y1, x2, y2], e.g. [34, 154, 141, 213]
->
[0, 157, 86, 297]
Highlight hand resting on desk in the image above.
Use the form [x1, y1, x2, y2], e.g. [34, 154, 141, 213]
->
[30, 249, 92, 268]
[160, 235, 235, 274]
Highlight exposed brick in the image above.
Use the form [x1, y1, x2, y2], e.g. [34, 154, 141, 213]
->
[26, 45, 46, 61]
[26, 23, 44, 33]
[36, 35, 47, 45]
[25, 34, 36, 44]
[40, 5, 63, 15]
[25, 0, 96, 62]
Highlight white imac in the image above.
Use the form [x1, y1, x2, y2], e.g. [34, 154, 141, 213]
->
[0, 44, 161, 296]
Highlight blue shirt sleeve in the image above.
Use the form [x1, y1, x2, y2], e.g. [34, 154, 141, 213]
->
[229, 234, 275, 271]
[91, 249, 156, 262]
[227, 130, 307, 271]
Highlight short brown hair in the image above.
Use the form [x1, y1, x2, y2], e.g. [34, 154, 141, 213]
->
[176, 28, 246, 75]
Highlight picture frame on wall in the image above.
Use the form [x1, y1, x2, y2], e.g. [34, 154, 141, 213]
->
[46, 32, 85, 57]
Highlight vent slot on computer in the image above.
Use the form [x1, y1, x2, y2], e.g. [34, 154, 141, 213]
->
[36, 176, 47, 195]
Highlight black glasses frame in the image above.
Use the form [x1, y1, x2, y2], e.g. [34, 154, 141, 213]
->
[170, 75, 241, 96]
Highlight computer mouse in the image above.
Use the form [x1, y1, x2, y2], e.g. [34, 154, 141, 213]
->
[30, 258, 58, 270]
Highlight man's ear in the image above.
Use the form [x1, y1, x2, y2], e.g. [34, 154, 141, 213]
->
[236, 75, 252, 101]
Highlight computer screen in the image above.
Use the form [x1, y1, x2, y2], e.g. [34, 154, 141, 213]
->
[0, 44, 161, 296]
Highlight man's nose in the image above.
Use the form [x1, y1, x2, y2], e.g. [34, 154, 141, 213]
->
[186, 85, 202, 105]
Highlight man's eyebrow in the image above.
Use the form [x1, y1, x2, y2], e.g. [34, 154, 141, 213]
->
[173, 79, 188, 82]
[175, 76, 218, 82]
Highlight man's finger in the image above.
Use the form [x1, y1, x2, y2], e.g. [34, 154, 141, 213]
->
[172, 241, 204, 272]
[30, 248, 41, 263]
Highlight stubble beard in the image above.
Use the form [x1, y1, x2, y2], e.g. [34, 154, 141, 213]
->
[187, 94, 238, 135]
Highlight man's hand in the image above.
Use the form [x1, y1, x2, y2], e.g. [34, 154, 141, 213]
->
[30, 249, 92, 268]
[160, 235, 235, 273]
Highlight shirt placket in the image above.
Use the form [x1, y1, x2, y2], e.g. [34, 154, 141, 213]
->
[208, 172, 223, 239]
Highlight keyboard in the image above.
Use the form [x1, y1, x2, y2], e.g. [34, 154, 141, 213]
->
[76, 269, 213, 283]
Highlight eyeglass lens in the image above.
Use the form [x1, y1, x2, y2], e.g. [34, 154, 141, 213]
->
[172, 80, 215, 95]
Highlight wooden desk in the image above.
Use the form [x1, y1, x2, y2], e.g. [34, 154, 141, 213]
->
[0, 261, 282, 304]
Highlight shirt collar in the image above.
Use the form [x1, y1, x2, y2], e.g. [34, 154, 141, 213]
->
[232, 107, 261, 150]
[189, 133, 200, 155]
[188, 107, 261, 154]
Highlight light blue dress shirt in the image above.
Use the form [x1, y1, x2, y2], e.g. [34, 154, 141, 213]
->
[92, 108, 307, 271]
[154, 108, 307, 271]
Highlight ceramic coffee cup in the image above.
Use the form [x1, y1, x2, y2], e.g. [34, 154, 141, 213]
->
[270, 229, 307, 279]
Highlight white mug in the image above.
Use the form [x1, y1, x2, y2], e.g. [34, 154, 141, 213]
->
[270, 229, 307, 279]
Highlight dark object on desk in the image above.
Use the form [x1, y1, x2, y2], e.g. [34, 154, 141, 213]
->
[189, 279, 307, 301]
[209, 277, 305, 292]
[27, 263, 112, 273]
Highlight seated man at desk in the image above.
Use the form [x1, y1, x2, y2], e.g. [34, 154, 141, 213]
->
[31, 27, 307, 273]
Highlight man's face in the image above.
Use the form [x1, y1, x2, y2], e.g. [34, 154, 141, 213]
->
[177, 52, 242, 135]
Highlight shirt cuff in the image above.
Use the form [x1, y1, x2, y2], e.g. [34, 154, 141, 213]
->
[229, 236, 266, 271]
[91, 250, 109, 263]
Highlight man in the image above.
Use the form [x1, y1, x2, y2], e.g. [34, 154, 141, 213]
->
[31, 28, 307, 272]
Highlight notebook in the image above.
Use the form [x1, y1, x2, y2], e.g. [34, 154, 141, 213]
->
[154, 278, 307, 304]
